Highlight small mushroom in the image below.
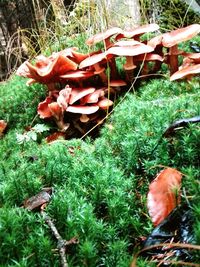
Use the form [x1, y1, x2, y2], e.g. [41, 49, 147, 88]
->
[80, 114, 90, 123]
[181, 52, 200, 68]
[37, 97, 53, 119]
[162, 24, 200, 74]
[107, 43, 154, 82]
[0, 120, 7, 137]
[97, 97, 113, 110]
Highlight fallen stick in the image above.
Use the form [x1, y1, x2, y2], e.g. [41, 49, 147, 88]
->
[41, 211, 68, 267]
[41, 211, 78, 267]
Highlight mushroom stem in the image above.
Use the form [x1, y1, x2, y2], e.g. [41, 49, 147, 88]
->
[124, 56, 136, 83]
[151, 46, 163, 73]
[55, 120, 70, 132]
[94, 63, 108, 84]
[109, 58, 118, 80]
[168, 45, 179, 75]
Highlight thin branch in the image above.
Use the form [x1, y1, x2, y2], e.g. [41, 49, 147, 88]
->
[41, 210, 68, 267]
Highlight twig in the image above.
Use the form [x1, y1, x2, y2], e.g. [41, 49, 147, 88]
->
[41, 211, 68, 267]
[41, 211, 78, 267]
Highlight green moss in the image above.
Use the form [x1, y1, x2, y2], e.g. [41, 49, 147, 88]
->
[0, 61, 200, 266]
[0, 76, 46, 130]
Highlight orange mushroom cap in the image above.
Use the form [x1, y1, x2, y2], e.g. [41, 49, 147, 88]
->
[170, 63, 200, 81]
[148, 24, 200, 49]
[107, 43, 154, 56]
[79, 51, 110, 69]
[60, 70, 95, 79]
[57, 86, 72, 110]
[97, 97, 113, 110]
[69, 87, 96, 105]
[66, 105, 99, 114]
[116, 23, 159, 40]
[162, 24, 200, 48]
[86, 27, 123, 46]
[37, 97, 53, 119]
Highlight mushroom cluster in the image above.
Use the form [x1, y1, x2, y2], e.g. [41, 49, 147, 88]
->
[16, 23, 200, 138]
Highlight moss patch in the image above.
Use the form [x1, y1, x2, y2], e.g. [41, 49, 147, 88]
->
[0, 74, 200, 266]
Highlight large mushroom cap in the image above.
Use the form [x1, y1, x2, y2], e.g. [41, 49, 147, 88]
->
[170, 63, 200, 81]
[107, 43, 154, 57]
[86, 27, 122, 46]
[66, 105, 99, 114]
[114, 40, 141, 47]
[162, 24, 200, 47]
[60, 70, 95, 79]
[25, 54, 78, 84]
[79, 51, 110, 69]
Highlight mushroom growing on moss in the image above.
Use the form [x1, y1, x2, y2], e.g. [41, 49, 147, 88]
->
[16, 53, 78, 90]
[107, 42, 154, 82]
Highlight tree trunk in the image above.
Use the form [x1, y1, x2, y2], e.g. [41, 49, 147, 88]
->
[96, 0, 141, 29]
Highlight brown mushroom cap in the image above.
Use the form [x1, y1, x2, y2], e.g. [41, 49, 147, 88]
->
[170, 63, 200, 81]
[134, 53, 164, 62]
[107, 43, 154, 57]
[37, 97, 53, 119]
[109, 80, 127, 87]
[79, 51, 109, 69]
[86, 27, 122, 46]
[69, 87, 96, 105]
[80, 114, 90, 123]
[162, 24, 200, 47]
[182, 52, 200, 64]
[116, 23, 159, 40]
[97, 97, 113, 109]
[147, 35, 163, 49]
[0, 120, 7, 135]
[114, 40, 141, 47]
[60, 70, 95, 79]
[48, 102, 63, 121]
[57, 87, 72, 109]
[66, 105, 99, 114]
[25, 54, 77, 84]
[80, 89, 105, 104]
[71, 50, 89, 64]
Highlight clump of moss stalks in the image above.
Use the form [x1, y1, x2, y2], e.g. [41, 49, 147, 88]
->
[1, 41, 200, 266]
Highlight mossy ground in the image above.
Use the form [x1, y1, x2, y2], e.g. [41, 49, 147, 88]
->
[1, 35, 200, 265]
[0, 74, 200, 266]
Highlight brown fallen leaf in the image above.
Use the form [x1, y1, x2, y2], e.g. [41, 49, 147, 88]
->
[0, 120, 7, 137]
[23, 188, 52, 211]
[46, 132, 66, 143]
[147, 168, 182, 226]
